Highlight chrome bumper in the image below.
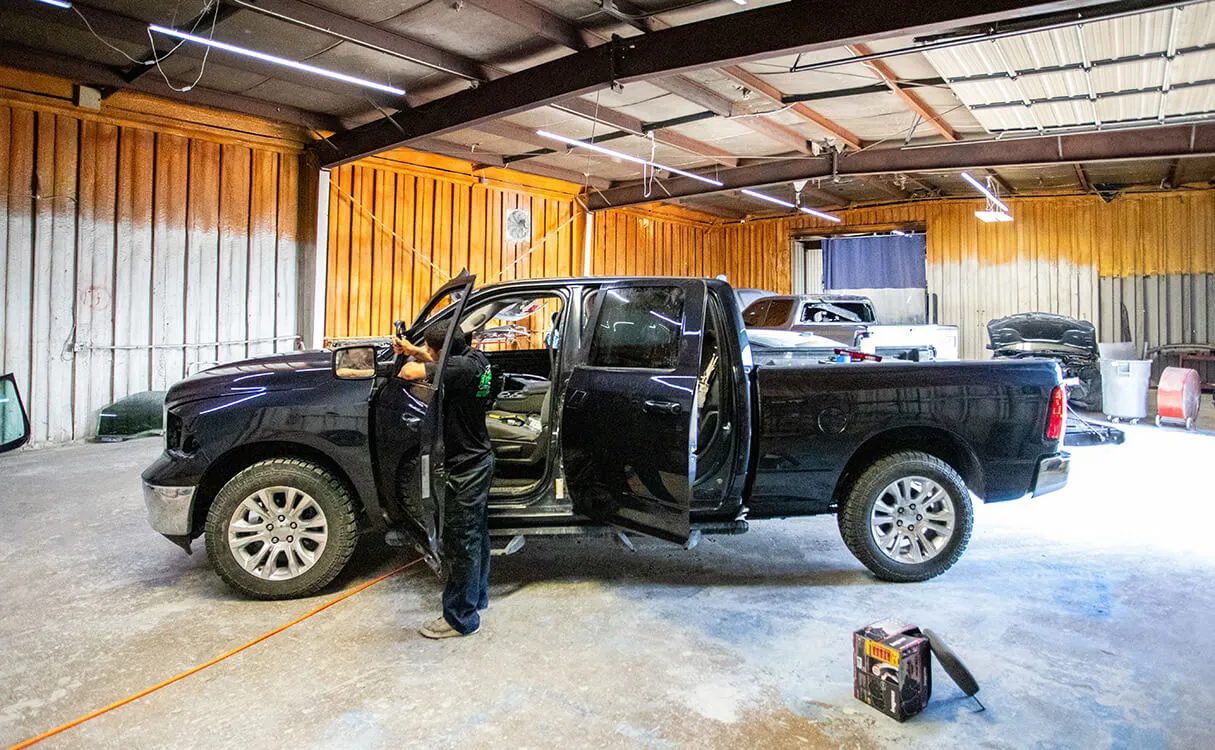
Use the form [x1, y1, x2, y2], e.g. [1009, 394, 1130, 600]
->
[143, 482, 196, 536]
[1032, 453, 1070, 497]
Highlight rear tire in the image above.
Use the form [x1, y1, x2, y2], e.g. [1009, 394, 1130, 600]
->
[838, 451, 973, 582]
[205, 459, 358, 600]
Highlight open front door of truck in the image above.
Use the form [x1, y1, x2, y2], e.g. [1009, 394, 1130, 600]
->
[561, 280, 706, 544]
[371, 273, 476, 568]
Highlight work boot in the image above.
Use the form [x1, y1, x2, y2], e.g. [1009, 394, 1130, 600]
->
[419, 616, 478, 639]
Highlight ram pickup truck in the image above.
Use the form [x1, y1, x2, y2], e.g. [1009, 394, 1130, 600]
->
[142, 276, 1070, 600]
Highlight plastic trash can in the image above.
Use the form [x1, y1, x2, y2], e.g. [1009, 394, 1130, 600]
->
[1100, 359, 1152, 422]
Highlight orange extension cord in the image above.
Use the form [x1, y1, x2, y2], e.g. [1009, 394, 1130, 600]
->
[8, 557, 425, 750]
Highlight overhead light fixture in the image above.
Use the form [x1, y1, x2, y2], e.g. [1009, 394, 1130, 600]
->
[36, 0, 72, 7]
[740, 188, 842, 223]
[731, 0, 748, 5]
[536, 130, 723, 186]
[975, 210, 1014, 223]
[147, 25, 407, 96]
[961, 171, 1010, 212]
[962, 171, 1013, 223]
[800, 206, 843, 223]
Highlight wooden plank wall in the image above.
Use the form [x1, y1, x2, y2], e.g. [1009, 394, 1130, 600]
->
[325, 157, 584, 338]
[590, 207, 790, 291]
[712, 191, 1215, 359]
[0, 84, 311, 443]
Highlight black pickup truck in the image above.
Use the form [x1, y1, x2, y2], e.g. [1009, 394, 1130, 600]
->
[141, 275, 1070, 599]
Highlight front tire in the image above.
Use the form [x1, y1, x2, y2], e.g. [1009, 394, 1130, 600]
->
[838, 451, 973, 582]
[205, 459, 358, 599]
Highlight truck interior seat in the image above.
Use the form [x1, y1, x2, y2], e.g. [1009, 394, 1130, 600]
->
[485, 379, 551, 468]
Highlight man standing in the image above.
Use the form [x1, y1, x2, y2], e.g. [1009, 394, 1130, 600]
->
[394, 321, 495, 638]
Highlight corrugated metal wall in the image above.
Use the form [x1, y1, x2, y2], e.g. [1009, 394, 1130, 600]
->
[725, 192, 1215, 360]
[0, 85, 311, 443]
[325, 155, 585, 338]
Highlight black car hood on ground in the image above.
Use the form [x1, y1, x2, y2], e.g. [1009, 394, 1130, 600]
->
[166, 351, 335, 407]
[987, 313, 1099, 357]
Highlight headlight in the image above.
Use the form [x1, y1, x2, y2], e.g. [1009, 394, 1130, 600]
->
[165, 410, 182, 451]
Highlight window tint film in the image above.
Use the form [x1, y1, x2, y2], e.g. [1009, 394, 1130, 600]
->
[590, 286, 686, 369]
[757, 299, 792, 327]
[741, 300, 769, 327]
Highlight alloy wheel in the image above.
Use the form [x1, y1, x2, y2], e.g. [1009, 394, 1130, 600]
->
[227, 486, 329, 580]
[868, 476, 956, 564]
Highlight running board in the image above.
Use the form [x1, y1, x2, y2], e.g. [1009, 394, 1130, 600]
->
[489, 520, 748, 540]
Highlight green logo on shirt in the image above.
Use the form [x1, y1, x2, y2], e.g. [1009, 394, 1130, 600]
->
[476, 366, 493, 399]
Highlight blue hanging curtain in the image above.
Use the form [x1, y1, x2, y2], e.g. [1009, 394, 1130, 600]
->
[822, 234, 927, 290]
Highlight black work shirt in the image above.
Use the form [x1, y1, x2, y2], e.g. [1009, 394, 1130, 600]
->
[425, 345, 494, 469]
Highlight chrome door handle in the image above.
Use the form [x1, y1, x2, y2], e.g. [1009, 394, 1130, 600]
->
[643, 400, 682, 416]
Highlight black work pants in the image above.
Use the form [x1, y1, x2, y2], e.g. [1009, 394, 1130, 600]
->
[441, 452, 495, 634]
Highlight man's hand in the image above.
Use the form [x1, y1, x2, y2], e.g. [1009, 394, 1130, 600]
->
[393, 335, 437, 363]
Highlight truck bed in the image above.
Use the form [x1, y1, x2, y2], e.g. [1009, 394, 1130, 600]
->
[745, 359, 1063, 516]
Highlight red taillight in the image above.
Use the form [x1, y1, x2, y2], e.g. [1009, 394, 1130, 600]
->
[1047, 386, 1066, 440]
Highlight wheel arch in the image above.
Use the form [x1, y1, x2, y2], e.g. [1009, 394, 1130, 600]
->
[191, 441, 369, 538]
[833, 426, 985, 508]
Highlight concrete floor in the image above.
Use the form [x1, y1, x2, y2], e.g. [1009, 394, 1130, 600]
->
[2, 420, 1213, 749]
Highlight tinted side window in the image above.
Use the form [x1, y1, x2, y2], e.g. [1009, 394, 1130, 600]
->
[759, 299, 793, 327]
[742, 300, 769, 327]
[589, 286, 686, 369]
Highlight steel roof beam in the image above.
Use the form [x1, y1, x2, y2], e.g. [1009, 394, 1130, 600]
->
[1074, 163, 1091, 190]
[0, 42, 338, 131]
[585, 122, 1215, 208]
[448, 0, 739, 168]
[847, 42, 959, 141]
[11, 0, 411, 109]
[552, 98, 739, 167]
[121, 2, 242, 83]
[231, 0, 495, 82]
[718, 65, 862, 150]
[783, 78, 947, 103]
[319, 0, 1142, 166]
[462, 0, 596, 51]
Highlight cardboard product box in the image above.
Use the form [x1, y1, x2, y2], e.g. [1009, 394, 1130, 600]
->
[853, 619, 932, 721]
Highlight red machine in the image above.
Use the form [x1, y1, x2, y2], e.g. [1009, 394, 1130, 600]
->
[1156, 366, 1201, 430]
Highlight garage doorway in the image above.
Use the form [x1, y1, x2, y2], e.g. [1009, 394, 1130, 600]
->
[793, 233, 929, 324]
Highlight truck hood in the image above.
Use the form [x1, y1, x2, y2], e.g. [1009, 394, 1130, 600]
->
[166, 350, 335, 407]
[986, 313, 1099, 358]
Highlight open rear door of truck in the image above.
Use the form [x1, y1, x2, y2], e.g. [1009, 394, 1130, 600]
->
[561, 280, 707, 544]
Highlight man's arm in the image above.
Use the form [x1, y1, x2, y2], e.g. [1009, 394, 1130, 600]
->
[397, 361, 428, 381]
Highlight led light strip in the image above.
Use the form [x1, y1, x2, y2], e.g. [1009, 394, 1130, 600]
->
[740, 188, 842, 223]
[536, 130, 724, 186]
[148, 25, 407, 96]
[36, 0, 73, 8]
[961, 171, 1011, 212]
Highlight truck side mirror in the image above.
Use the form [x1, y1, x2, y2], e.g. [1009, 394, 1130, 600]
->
[333, 345, 378, 380]
[0, 373, 31, 454]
